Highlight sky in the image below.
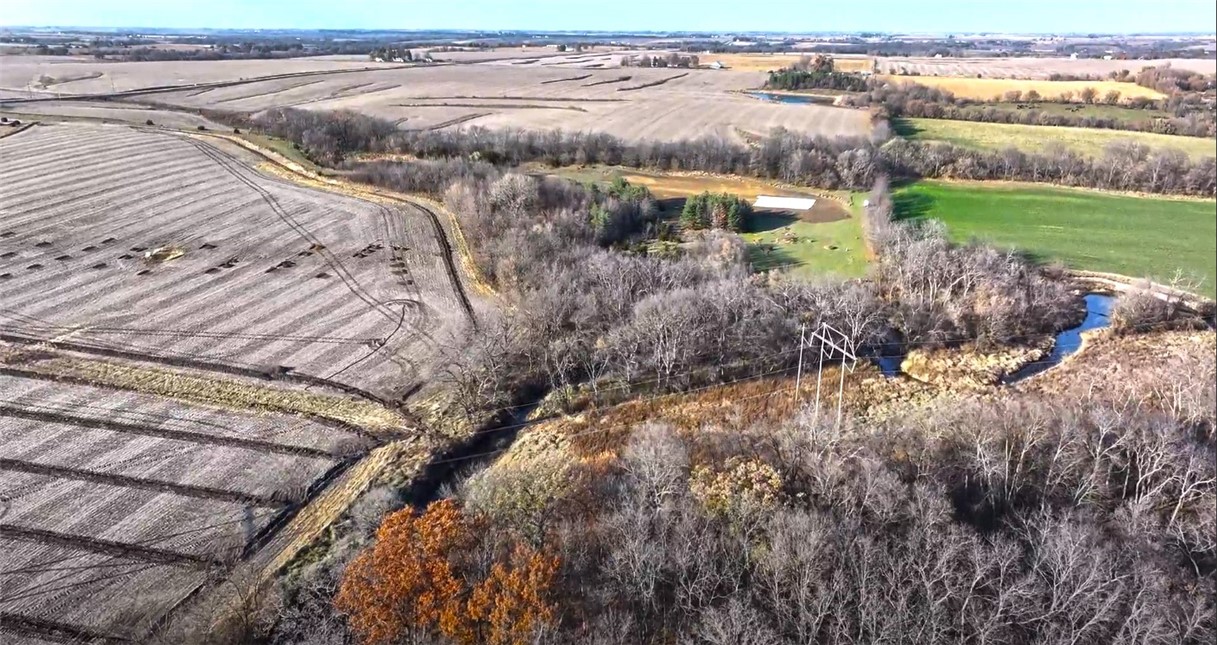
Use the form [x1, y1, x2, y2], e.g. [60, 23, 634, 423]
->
[0, 0, 1214, 34]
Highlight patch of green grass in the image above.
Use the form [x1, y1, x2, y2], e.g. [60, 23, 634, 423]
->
[893, 181, 1217, 296]
[238, 131, 320, 171]
[985, 102, 1172, 125]
[741, 209, 868, 280]
[895, 117, 1216, 160]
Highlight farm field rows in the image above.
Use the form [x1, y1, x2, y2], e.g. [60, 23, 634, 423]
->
[0, 55, 387, 96]
[893, 180, 1217, 296]
[880, 75, 1166, 101]
[895, 117, 1217, 159]
[0, 370, 372, 641]
[28, 63, 871, 143]
[0, 122, 473, 398]
[877, 56, 1216, 79]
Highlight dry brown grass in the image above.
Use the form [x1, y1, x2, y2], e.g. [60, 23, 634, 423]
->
[21, 355, 409, 432]
[900, 339, 1054, 389]
[880, 75, 1166, 101]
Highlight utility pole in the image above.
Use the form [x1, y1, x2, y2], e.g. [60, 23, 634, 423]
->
[794, 322, 806, 402]
[806, 322, 859, 431]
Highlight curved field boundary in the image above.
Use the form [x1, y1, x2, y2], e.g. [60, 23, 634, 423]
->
[0, 65, 413, 105]
[394, 102, 588, 112]
[0, 363, 398, 440]
[617, 73, 688, 91]
[0, 525, 218, 569]
[541, 74, 592, 85]
[211, 78, 329, 105]
[402, 95, 624, 102]
[191, 131, 478, 329]
[0, 457, 286, 507]
[0, 405, 339, 459]
[0, 122, 37, 140]
[583, 75, 632, 87]
[0, 331, 395, 408]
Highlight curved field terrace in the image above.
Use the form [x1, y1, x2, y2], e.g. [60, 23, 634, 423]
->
[0, 122, 474, 399]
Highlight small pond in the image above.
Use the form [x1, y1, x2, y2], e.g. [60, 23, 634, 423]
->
[746, 91, 836, 105]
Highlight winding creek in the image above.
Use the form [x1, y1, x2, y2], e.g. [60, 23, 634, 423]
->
[870, 293, 1115, 383]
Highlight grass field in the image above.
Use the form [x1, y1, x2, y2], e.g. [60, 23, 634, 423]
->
[742, 208, 868, 279]
[893, 181, 1217, 296]
[985, 101, 1174, 125]
[880, 75, 1165, 101]
[546, 166, 868, 278]
[894, 117, 1217, 160]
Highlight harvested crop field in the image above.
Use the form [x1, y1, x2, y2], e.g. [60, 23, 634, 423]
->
[879, 75, 1166, 101]
[0, 56, 389, 96]
[145, 64, 868, 142]
[0, 367, 376, 642]
[0, 122, 475, 399]
[878, 56, 1216, 79]
[895, 117, 1217, 159]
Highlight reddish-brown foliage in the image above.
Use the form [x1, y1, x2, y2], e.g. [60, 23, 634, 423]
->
[335, 499, 559, 645]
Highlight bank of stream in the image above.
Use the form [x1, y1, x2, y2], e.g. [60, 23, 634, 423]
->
[869, 292, 1115, 384]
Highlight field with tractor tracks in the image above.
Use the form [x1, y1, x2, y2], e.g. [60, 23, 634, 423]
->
[0, 122, 475, 399]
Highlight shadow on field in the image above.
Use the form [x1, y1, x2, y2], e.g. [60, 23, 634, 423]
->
[747, 242, 798, 272]
[890, 117, 924, 139]
[750, 211, 798, 234]
[892, 189, 936, 221]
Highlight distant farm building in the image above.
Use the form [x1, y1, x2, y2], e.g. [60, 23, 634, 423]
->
[754, 195, 816, 211]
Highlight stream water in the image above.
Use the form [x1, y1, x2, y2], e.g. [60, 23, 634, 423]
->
[869, 293, 1115, 382]
[1002, 293, 1114, 383]
[746, 91, 836, 105]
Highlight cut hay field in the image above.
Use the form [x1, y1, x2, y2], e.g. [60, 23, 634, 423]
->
[0, 367, 374, 641]
[895, 117, 1217, 159]
[548, 167, 867, 278]
[0, 122, 475, 399]
[894, 181, 1217, 296]
[880, 75, 1166, 101]
[878, 56, 1216, 79]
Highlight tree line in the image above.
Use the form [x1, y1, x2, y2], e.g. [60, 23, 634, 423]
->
[232, 108, 1216, 197]
[842, 75, 1217, 138]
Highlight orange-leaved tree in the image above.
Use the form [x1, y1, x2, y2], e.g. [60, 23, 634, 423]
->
[469, 544, 560, 645]
[335, 499, 476, 645]
[335, 499, 561, 645]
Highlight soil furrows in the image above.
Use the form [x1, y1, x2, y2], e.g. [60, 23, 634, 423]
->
[0, 470, 278, 557]
[0, 374, 364, 455]
[0, 536, 207, 635]
[0, 411, 338, 489]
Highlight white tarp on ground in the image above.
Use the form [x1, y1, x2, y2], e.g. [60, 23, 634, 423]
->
[754, 195, 816, 210]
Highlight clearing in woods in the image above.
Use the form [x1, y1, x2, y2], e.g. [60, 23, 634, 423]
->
[879, 75, 1166, 101]
[548, 166, 868, 278]
[893, 180, 1217, 296]
[893, 117, 1217, 159]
